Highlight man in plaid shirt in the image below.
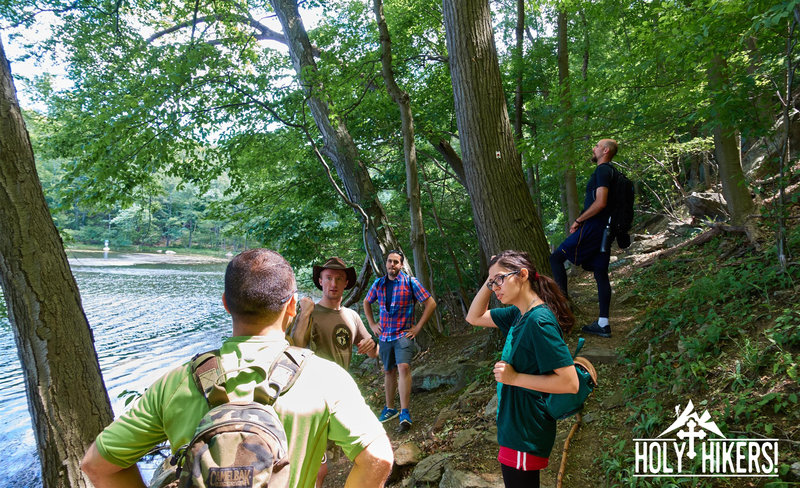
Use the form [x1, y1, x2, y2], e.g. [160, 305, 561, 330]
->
[364, 250, 437, 431]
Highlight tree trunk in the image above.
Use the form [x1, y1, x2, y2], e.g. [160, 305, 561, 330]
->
[442, 0, 551, 274]
[746, 36, 776, 129]
[514, 0, 525, 139]
[707, 54, 756, 231]
[372, 0, 442, 337]
[0, 39, 114, 488]
[270, 0, 403, 273]
[558, 8, 581, 227]
[514, 0, 542, 222]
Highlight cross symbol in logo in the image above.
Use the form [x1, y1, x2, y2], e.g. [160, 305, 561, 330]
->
[677, 419, 707, 459]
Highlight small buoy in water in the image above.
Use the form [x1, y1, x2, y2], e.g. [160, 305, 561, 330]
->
[226, 252, 234, 257]
[165, 250, 176, 255]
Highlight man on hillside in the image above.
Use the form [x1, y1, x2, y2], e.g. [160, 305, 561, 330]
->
[364, 250, 437, 432]
[81, 248, 393, 488]
[291, 256, 378, 487]
[550, 139, 617, 338]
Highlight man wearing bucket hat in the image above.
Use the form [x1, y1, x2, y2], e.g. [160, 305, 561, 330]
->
[291, 256, 379, 488]
[291, 256, 377, 370]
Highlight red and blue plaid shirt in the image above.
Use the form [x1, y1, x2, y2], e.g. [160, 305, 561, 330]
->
[365, 272, 431, 341]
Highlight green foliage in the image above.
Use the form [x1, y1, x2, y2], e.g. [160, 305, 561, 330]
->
[601, 229, 800, 484]
[3, 0, 797, 312]
[117, 389, 143, 408]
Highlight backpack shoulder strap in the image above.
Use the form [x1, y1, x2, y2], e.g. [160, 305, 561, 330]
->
[255, 346, 314, 406]
[190, 349, 230, 407]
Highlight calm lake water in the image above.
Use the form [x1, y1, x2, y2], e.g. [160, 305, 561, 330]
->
[0, 250, 239, 486]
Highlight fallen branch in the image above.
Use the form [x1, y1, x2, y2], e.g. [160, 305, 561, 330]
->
[557, 413, 583, 488]
[635, 225, 747, 268]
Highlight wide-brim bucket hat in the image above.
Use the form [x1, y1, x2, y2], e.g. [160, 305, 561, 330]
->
[312, 257, 357, 290]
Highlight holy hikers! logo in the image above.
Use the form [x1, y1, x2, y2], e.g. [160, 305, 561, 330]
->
[634, 400, 779, 478]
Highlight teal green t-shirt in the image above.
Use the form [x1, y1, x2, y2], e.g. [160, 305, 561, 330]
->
[490, 305, 574, 457]
[95, 334, 386, 488]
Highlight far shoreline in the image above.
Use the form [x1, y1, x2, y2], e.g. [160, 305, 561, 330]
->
[65, 247, 232, 266]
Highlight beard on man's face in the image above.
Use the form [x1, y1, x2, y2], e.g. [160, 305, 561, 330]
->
[591, 155, 598, 163]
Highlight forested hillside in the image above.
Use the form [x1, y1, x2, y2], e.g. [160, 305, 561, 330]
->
[1, 0, 798, 486]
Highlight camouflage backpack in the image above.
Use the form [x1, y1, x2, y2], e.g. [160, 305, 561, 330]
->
[153, 346, 313, 488]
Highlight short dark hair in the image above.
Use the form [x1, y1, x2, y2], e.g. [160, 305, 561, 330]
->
[224, 249, 295, 321]
[386, 249, 404, 264]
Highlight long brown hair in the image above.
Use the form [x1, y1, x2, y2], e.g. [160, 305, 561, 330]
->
[489, 250, 575, 333]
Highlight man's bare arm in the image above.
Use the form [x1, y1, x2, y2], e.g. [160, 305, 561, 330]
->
[290, 297, 316, 347]
[344, 435, 393, 488]
[406, 296, 437, 339]
[570, 186, 609, 233]
[363, 299, 381, 336]
[81, 443, 146, 488]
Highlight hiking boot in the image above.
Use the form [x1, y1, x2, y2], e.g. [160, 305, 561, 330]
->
[378, 406, 399, 423]
[398, 409, 412, 432]
[582, 320, 611, 338]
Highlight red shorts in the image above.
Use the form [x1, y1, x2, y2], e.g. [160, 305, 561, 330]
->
[498, 446, 548, 471]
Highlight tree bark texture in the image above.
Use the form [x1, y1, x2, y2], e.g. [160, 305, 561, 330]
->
[372, 0, 442, 336]
[442, 0, 551, 273]
[0, 39, 114, 488]
[270, 0, 403, 274]
[707, 54, 756, 228]
[558, 9, 580, 227]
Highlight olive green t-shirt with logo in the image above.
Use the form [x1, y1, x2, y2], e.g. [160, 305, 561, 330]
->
[305, 304, 372, 370]
[490, 305, 574, 458]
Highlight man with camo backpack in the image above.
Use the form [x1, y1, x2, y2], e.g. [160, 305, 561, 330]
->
[81, 248, 393, 488]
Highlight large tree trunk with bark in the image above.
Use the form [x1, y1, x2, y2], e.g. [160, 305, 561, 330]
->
[707, 54, 757, 234]
[270, 0, 403, 273]
[372, 0, 442, 338]
[0, 39, 113, 488]
[558, 8, 581, 228]
[442, 0, 551, 273]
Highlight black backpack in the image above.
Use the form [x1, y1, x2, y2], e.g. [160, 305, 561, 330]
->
[607, 163, 635, 248]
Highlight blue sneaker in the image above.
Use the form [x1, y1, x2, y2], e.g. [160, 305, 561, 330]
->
[378, 406, 398, 423]
[398, 409, 412, 431]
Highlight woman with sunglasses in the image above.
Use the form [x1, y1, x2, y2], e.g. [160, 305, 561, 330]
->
[466, 250, 578, 488]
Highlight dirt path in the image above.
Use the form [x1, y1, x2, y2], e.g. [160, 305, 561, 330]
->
[539, 261, 640, 487]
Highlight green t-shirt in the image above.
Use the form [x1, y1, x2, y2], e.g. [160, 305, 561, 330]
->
[490, 305, 574, 457]
[95, 334, 386, 488]
[305, 304, 371, 370]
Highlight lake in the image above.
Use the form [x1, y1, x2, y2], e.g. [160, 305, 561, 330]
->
[0, 250, 243, 486]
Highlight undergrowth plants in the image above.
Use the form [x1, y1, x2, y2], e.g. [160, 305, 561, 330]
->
[602, 228, 800, 485]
